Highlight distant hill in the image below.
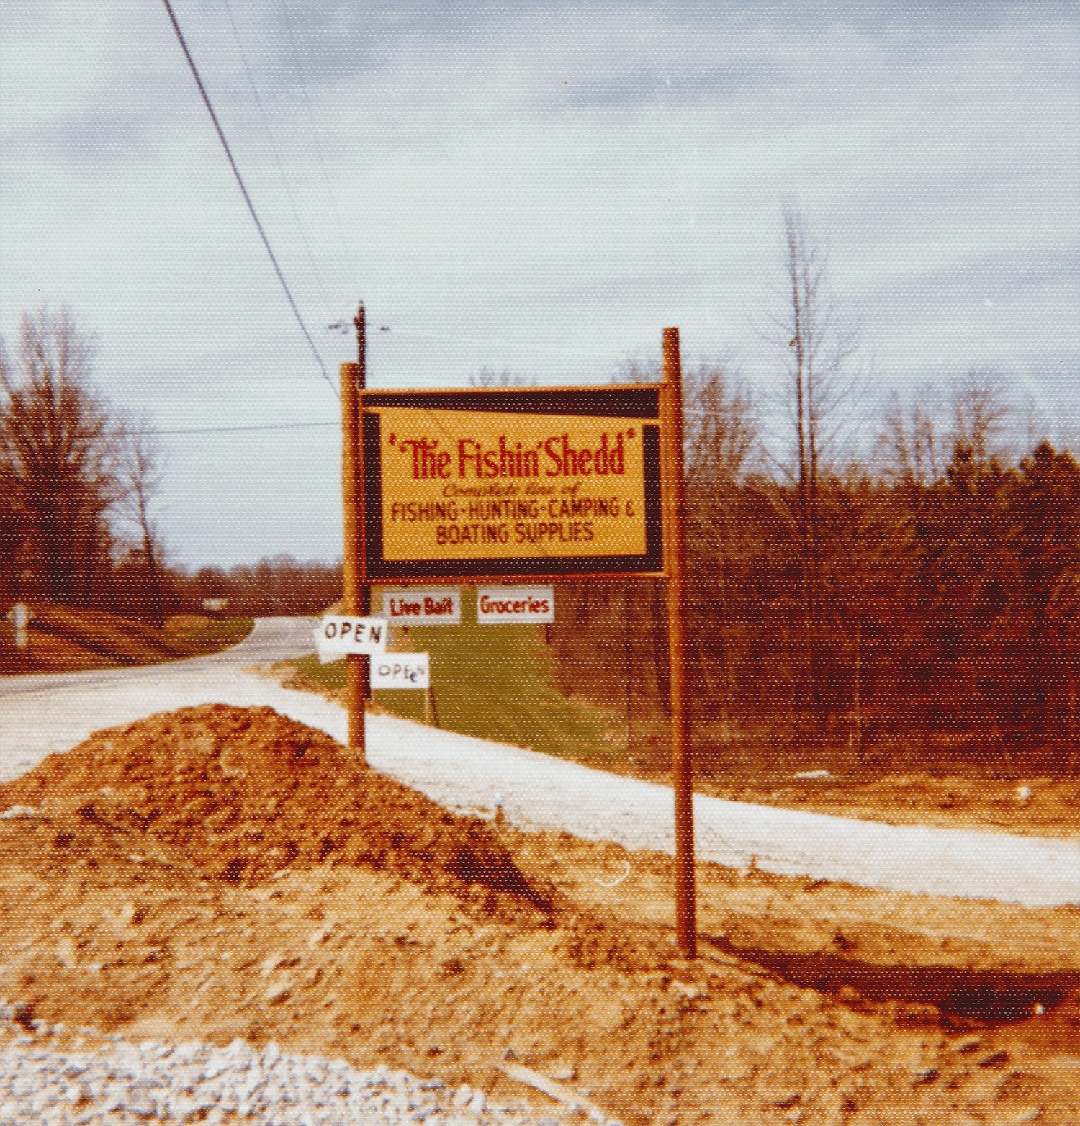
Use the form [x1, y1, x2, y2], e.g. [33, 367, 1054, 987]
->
[0, 606, 252, 674]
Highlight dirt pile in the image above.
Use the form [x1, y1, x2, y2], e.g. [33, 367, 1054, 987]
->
[1, 813, 1079, 1125]
[0, 704, 548, 909]
[3, 704, 1080, 1123]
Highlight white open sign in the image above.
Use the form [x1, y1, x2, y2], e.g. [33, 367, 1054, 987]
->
[371, 654, 430, 689]
[314, 616, 389, 663]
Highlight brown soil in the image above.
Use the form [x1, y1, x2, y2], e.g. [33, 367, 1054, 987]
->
[0, 704, 545, 904]
[1, 704, 1079, 1125]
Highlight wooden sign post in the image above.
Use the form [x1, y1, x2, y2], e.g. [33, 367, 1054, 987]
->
[661, 327, 696, 958]
[340, 305, 370, 763]
[338, 321, 697, 955]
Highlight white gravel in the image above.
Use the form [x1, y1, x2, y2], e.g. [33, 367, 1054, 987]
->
[0, 1015, 593, 1126]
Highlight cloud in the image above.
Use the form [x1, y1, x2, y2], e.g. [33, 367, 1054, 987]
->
[5, 113, 151, 169]
[1, 0, 1076, 565]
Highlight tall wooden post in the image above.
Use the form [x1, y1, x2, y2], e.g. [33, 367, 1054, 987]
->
[340, 304, 370, 764]
[662, 326, 696, 958]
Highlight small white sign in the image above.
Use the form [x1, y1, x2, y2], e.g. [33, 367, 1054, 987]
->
[314, 616, 389, 663]
[381, 588, 461, 625]
[9, 603, 31, 650]
[476, 587, 555, 624]
[371, 653, 430, 689]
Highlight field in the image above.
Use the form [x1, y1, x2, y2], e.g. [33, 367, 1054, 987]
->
[293, 589, 615, 763]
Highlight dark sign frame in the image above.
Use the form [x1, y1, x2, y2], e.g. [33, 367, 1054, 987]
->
[358, 386, 665, 583]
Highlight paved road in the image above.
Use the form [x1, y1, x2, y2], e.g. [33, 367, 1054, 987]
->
[0, 617, 317, 699]
[1, 618, 1078, 908]
[0, 618, 319, 774]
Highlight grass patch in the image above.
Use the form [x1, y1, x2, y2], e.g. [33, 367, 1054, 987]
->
[292, 589, 615, 762]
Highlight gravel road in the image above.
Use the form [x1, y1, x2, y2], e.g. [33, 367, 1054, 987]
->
[0, 617, 319, 701]
[2, 618, 1077, 908]
[1, 616, 1077, 1122]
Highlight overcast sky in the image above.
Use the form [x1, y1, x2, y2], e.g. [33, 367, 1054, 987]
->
[1, 0, 1077, 568]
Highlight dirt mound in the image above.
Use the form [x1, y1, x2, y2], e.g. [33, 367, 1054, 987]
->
[2, 711, 1080, 1122]
[0, 704, 548, 909]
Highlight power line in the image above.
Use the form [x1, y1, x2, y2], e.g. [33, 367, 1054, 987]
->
[279, 0, 354, 273]
[132, 421, 336, 435]
[132, 404, 735, 439]
[220, 0, 334, 310]
[159, 0, 337, 397]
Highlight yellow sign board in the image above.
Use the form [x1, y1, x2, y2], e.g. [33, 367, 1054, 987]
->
[360, 388, 663, 580]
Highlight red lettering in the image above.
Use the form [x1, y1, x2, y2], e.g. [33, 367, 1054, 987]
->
[543, 436, 563, 476]
[610, 431, 626, 474]
[594, 432, 610, 475]
[458, 439, 481, 477]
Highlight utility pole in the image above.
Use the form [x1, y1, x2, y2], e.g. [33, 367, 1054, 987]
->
[340, 304, 370, 762]
[663, 327, 696, 958]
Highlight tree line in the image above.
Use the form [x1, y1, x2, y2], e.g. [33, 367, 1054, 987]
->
[6, 222, 1078, 775]
[552, 379, 1080, 772]
[0, 305, 163, 617]
[0, 304, 340, 624]
[549, 214, 1080, 773]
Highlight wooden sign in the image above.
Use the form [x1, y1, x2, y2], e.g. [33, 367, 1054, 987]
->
[358, 388, 664, 582]
[339, 325, 696, 958]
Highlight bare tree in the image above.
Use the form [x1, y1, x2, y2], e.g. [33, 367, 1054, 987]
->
[683, 362, 760, 726]
[117, 420, 167, 625]
[610, 356, 662, 385]
[1049, 401, 1080, 464]
[468, 366, 534, 387]
[0, 456, 26, 604]
[770, 210, 861, 723]
[684, 362, 759, 486]
[877, 387, 946, 487]
[0, 305, 124, 605]
[949, 368, 1014, 468]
